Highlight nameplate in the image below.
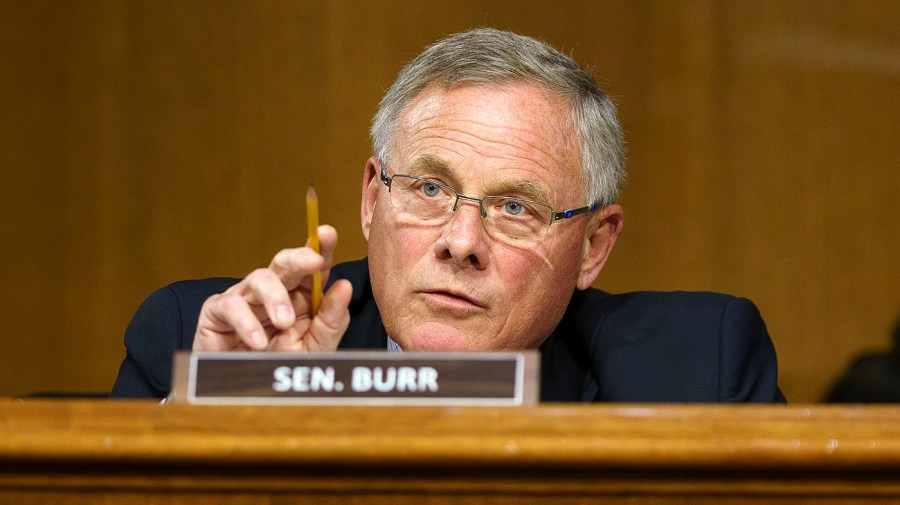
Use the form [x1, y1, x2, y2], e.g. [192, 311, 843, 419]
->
[170, 351, 538, 406]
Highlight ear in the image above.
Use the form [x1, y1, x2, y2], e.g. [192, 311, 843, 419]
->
[577, 204, 624, 290]
[360, 156, 382, 241]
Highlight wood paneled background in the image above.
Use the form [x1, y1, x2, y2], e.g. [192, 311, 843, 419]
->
[1, 0, 897, 402]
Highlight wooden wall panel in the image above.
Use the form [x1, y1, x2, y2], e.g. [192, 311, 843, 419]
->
[1, 0, 896, 402]
[718, 1, 900, 401]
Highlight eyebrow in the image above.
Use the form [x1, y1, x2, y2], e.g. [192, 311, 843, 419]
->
[407, 154, 453, 179]
[495, 179, 551, 205]
[406, 154, 552, 205]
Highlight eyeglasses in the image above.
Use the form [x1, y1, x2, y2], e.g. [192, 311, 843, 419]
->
[380, 168, 600, 241]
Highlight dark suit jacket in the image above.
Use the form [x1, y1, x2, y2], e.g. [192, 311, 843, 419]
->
[110, 258, 785, 402]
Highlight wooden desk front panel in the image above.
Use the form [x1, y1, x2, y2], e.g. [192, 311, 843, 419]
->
[2, 401, 900, 504]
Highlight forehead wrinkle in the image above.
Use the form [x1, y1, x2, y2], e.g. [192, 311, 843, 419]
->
[400, 82, 578, 170]
[422, 115, 569, 168]
[410, 124, 568, 187]
[425, 119, 577, 198]
[398, 92, 576, 206]
[441, 90, 579, 175]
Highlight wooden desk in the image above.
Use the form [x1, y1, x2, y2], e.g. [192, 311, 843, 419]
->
[2, 400, 900, 504]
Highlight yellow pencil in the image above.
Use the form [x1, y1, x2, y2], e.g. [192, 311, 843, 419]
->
[306, 183, 322, 316]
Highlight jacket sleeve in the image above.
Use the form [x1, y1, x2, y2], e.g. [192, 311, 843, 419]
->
[109, 285, 185, 399]
[109, 278, 238, 399]
[717, 296, 786, 403]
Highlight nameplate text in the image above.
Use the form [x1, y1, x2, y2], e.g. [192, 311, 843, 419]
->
[170, 351, 538, 406]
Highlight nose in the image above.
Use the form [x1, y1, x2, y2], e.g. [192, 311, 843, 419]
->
[433, 199, 490, 270]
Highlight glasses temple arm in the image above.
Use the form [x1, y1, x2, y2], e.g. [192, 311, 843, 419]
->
[551, 202, 602, 221]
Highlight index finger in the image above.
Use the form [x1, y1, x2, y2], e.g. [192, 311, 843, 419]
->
[268, 224, 339, 290]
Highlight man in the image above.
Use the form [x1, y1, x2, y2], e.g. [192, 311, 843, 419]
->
[825, 314, 900, 403]
[111, 28, 784, 402]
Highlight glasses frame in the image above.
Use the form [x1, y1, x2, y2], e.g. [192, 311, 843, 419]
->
[380, 168, 601, 236]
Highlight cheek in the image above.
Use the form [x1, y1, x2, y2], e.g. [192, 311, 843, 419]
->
[506, 240, 584, 337]
[494, 250, 541, 294]
[495, 234, 584, 305]
[368, 206, 436, 280]
[493, 238, 559, 286]
[488, 245, 555, 327]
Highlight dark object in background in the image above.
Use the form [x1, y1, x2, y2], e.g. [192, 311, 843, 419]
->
[824, 314, 900, 403]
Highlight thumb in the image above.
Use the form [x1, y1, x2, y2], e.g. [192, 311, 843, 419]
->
[304, 279, 353, 351]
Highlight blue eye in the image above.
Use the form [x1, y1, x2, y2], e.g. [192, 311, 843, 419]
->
[422, 182, 441, 197]
[504, 201, 524, 215]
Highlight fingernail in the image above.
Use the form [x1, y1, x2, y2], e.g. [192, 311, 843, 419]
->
[276, 304, 293, 324]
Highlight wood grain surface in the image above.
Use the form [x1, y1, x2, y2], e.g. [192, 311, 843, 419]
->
[2, 401, 900, 503]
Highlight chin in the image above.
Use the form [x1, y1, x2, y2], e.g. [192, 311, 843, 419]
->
[403, 323, 479, 352]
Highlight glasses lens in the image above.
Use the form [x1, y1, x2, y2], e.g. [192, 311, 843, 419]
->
[384, 174, 552, 240]
[388, 176, 454, 220]
[483, 197, 552, 239]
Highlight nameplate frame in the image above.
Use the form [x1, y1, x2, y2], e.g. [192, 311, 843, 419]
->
[170, 351, 539, 406]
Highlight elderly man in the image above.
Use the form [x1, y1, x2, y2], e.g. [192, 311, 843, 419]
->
[111, 28, 784, 402]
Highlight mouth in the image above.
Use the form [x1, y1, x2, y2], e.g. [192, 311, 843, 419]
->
[420, 289, 488, 311]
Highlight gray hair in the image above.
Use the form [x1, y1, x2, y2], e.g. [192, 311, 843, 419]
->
[371, 28, 625, 206]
